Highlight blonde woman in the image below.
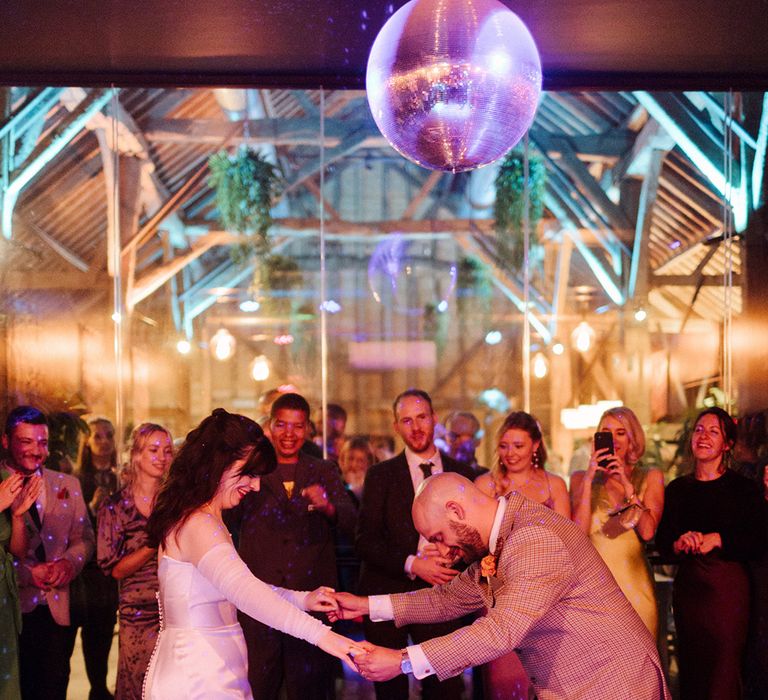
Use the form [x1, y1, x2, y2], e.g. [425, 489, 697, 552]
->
[97, 423, 173, 700]
[570, 407, 664, 637]
[474, 411, 569, 699]
[475, 411, 570, 518]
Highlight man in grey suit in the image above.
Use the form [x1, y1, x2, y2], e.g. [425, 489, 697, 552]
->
[338, 473, 670, 700]
[1, 406, 94, 700]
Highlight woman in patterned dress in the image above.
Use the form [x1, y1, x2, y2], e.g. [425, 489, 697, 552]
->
[97, 423, 173, 700]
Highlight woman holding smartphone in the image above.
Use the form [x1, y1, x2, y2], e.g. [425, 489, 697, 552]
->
[570, 406, 664, 637]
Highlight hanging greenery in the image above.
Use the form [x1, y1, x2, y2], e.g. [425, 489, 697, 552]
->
[457, 256, 492, 296]
[494, 151, 546, 272]
[208, 146, 281, 259]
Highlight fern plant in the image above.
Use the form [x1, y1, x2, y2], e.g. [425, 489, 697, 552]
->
[494, 151, 546, 272]
[208, 146, 281, 259]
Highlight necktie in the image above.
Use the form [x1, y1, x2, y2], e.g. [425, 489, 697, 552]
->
[28, 502, 47, 562]
[418, 462, 433, 480]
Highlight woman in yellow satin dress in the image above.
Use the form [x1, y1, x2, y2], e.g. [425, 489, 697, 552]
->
[570, 407, 664, 637]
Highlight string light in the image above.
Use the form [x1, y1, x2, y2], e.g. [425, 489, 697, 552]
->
[250, 355, 270, 382]
[532, 352, 548, 379]
[211, 328, 236, 361]
[571, 321, 595, 353]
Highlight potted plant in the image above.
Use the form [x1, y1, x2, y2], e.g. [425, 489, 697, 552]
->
[208, 145, 281, 259]
[494, 151, 546, 272]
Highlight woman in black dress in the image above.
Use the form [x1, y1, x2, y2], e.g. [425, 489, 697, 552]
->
[656, 407, 766, 700]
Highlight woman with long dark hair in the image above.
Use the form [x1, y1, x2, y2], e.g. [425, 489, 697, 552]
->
[97, 423, 173, 700]
[657, 407, 767, 700]
[143, 409, 360, 699]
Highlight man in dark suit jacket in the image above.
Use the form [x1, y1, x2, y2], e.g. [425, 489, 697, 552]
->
[231, 393, 356, 700]
[356, 389, 475, 700]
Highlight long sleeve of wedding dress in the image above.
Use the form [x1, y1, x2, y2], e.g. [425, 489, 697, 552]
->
[197, 541, 329, 645]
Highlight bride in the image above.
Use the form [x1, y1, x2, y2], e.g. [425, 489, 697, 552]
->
[143, 408, 361, 699]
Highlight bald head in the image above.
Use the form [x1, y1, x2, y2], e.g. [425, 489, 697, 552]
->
[412, 473, 498, 564]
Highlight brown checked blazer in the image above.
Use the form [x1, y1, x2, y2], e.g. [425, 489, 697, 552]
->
[390, 494, 670, 700]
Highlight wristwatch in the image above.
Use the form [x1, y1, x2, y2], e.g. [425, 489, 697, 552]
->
[400, 648, 413, 675]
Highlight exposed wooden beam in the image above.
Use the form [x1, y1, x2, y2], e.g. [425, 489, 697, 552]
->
[3, 88, 112, 239]
[303, 177, 341, 221]
[652, 274, 738, 287]
[402, 171, 442, 220]
[142, 116, 380, 147]
[4, 270, 109, 290]
[26, 221, 90, 272]
[629, 147, 664, 299]
[127, 230, 233, 310]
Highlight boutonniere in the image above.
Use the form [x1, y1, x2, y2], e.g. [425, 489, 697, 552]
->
[57, 487, 70, 500]
[480, 542, 503, 606]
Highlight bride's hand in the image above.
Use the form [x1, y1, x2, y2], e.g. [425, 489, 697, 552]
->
[305, 585, 339, 613]
[317, 630, 368, 671]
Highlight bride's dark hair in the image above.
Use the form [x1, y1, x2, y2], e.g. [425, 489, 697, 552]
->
[147, 408, 276, 547]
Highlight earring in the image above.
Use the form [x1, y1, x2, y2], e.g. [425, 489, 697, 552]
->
[532, 451, 539, 469]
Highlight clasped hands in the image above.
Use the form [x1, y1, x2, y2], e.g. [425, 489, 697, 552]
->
[673, 530, 722, 555]
[30, 558, 76, 590]
[307, 588, 408, 680]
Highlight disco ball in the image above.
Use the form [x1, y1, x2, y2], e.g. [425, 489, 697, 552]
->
[366, 0, 541, 173]
[368, 235, 458, 316]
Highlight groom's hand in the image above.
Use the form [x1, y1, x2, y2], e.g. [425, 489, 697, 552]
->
[355, 645, 401, 681]
[327, 592, 370, 622]
[412, 552, 459, 585]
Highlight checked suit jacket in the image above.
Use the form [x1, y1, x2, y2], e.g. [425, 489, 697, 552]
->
[355, 451, 475, 595]
[390, 493, 670, 700]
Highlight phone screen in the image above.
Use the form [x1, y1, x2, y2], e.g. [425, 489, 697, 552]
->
[593, 431, 614, 468]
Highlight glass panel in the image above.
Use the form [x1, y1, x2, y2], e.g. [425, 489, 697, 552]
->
[1, 87, 764, 476]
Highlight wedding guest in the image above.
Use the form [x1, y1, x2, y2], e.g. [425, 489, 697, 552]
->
[656, 407, 766, 700]
[473, 411, 568, 697]
[744, 462, 768, 700]
[74, 417, 120, 700]
[3, 406, 94, 700]
[143, 408, 361, 699]
[336, 437, 371, 594]
[475, 411, 570, 518]
[231, 393, 356, 699]
[0, 465, 42, 699]
[356, 389, 474, 700]
[97, 423, 172, 700]
[570, 406, 663, 637]
[339, 436, 374, 504]
[334, 473, 670, 700]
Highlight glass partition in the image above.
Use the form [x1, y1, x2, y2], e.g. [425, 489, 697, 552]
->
[1, 86, 764, 475]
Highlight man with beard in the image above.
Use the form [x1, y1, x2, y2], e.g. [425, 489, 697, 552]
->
[355, 389, 475, 700]
[342, 473, 670, 700]
[1, 406, 94, 700]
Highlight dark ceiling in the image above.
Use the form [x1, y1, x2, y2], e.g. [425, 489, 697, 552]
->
[1, 0, 768, 89]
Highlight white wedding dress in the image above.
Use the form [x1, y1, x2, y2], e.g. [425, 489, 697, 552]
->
[143, 542, 329, 699]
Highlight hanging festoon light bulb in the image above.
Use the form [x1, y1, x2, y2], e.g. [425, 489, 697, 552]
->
[571, 321, 595, 354]
[366, 0, 542, 172]
[551, 340, 565, 356]
[532, 351, 548, 379]
[176, 339, 191, 355]
[250, 354, 270, 382]
[210, 328, 236, 361]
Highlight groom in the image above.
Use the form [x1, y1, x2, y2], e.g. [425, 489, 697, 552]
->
[335, 473, 670, 700]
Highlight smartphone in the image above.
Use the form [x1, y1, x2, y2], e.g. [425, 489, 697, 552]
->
[593, 431, 614, 468]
